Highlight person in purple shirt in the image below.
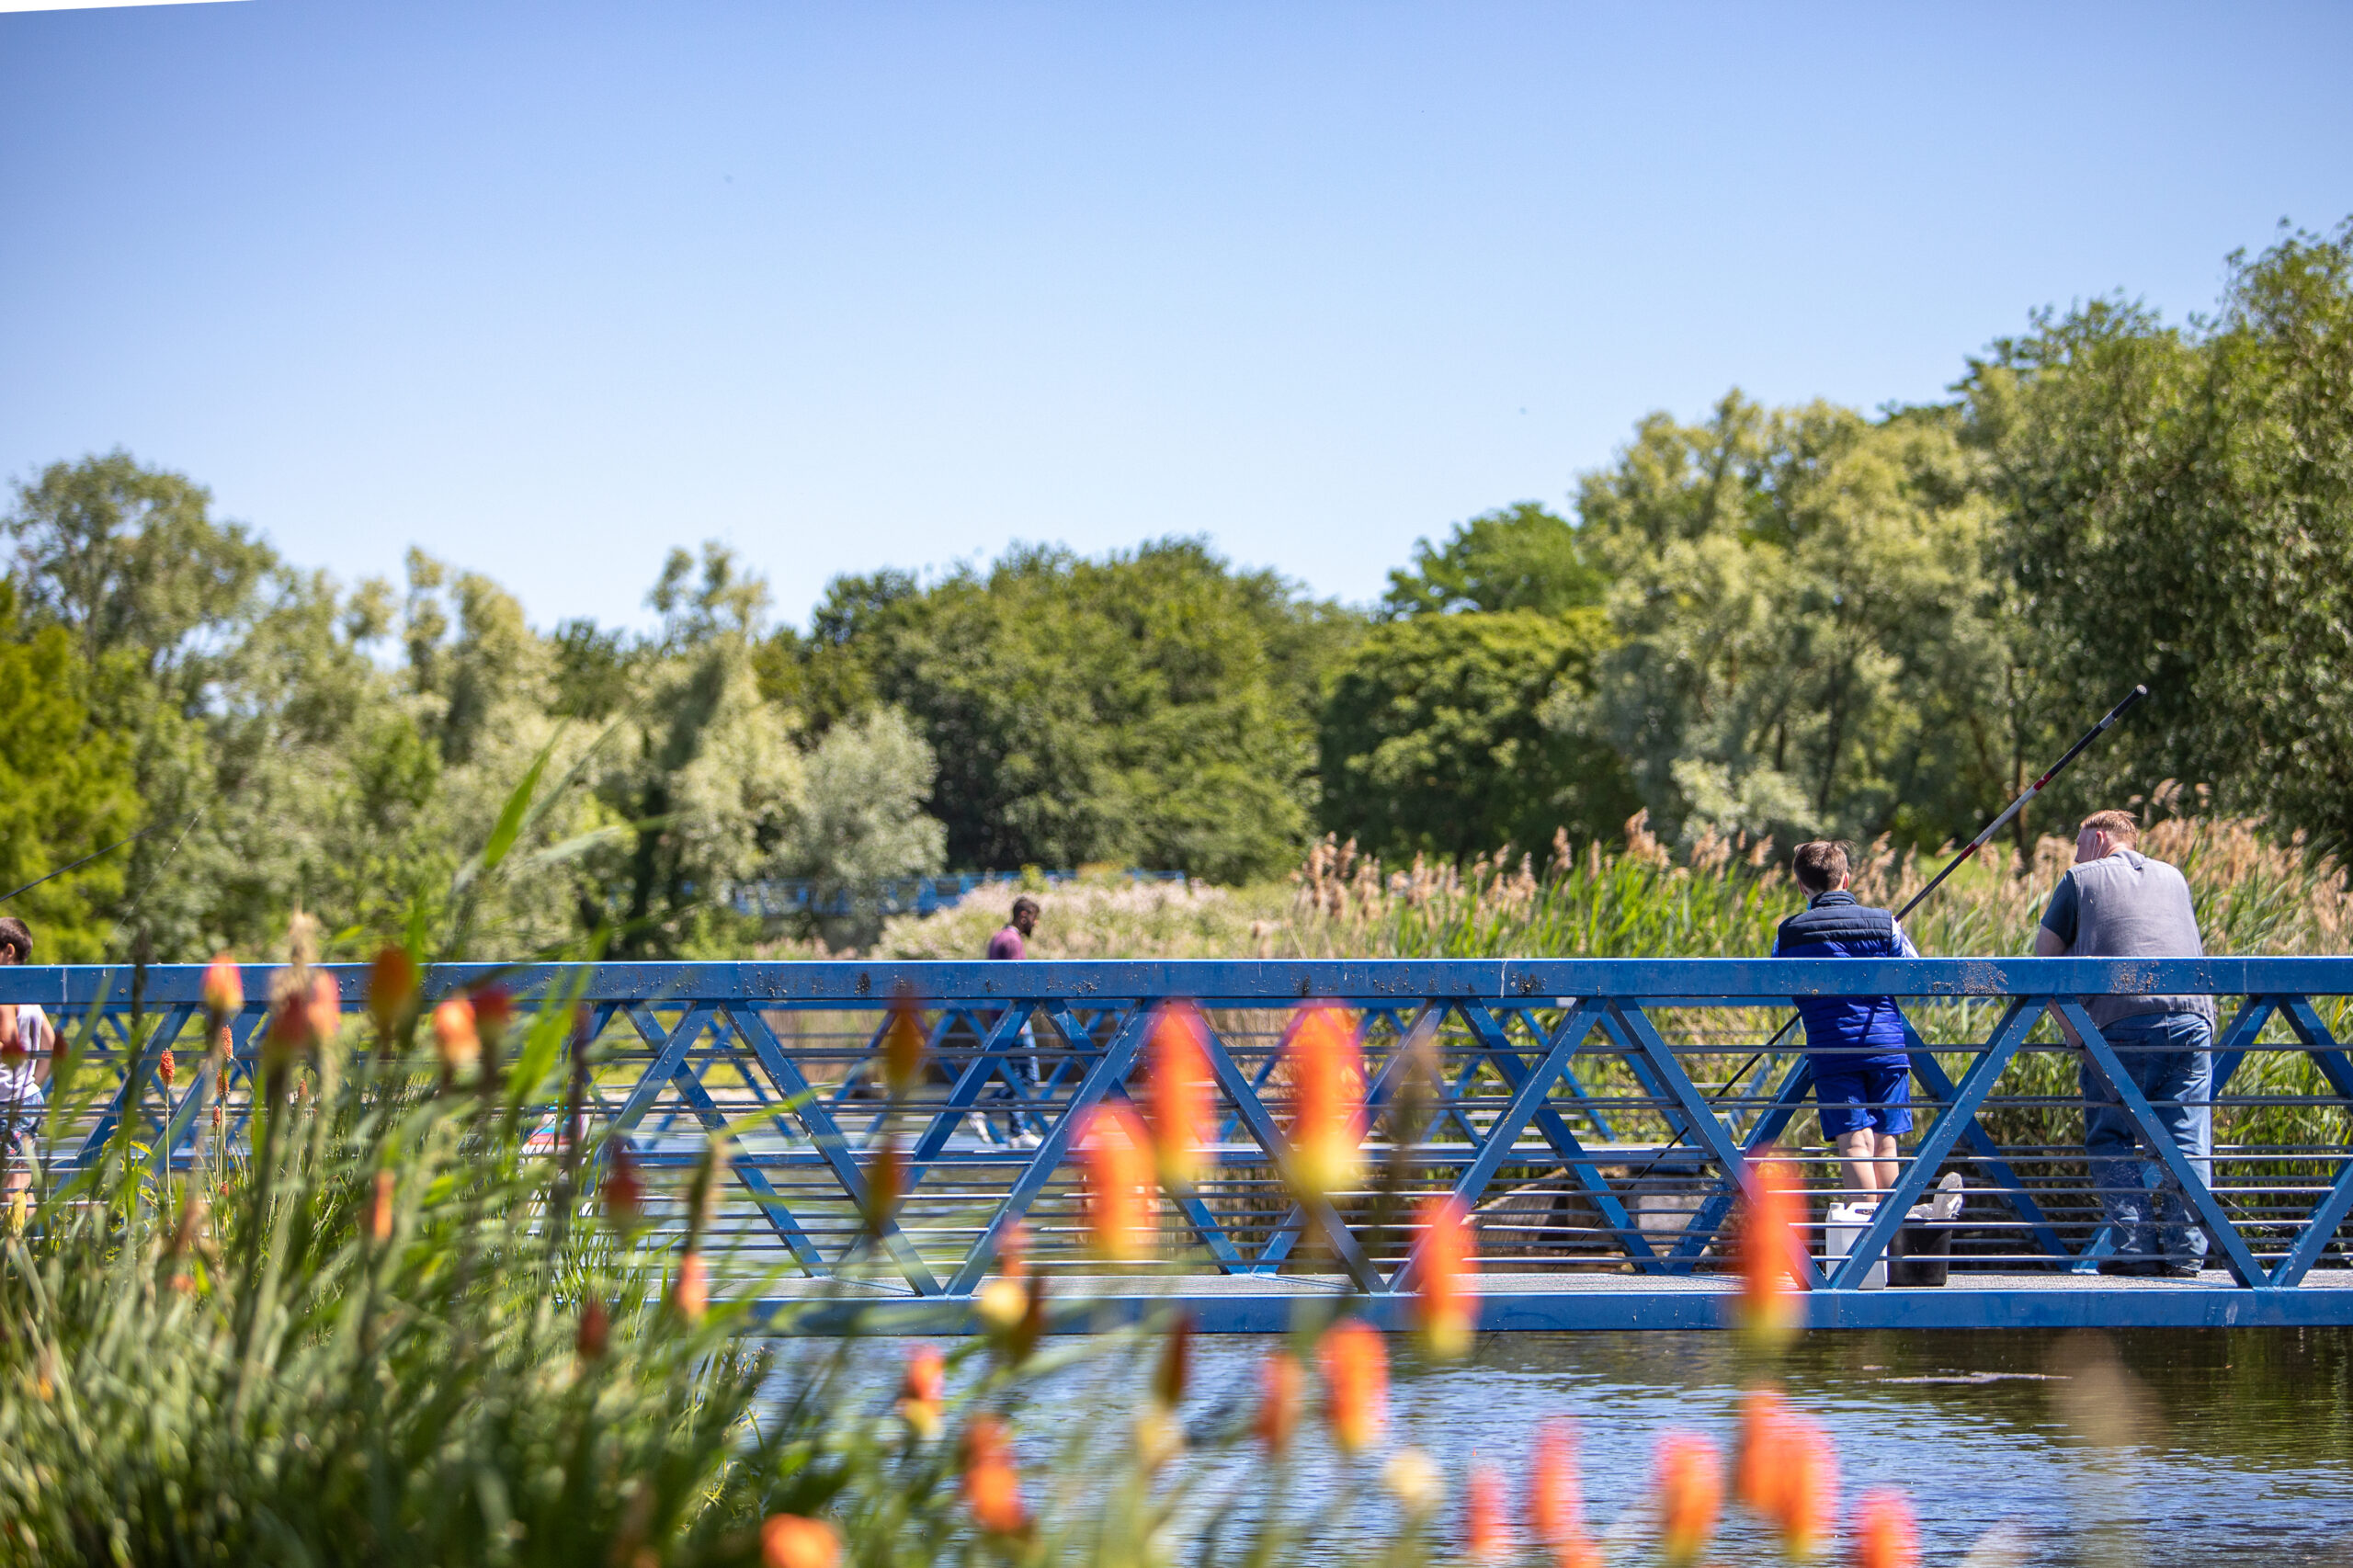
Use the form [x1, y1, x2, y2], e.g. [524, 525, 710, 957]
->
[987, 897, 1039, 961]
[980, 898, 1041, 1145]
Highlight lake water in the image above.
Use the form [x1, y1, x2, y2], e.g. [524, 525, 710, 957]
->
[794, 1325, 2353, 1564]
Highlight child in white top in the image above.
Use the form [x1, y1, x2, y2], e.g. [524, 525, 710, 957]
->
[0, 918, 51, 1211]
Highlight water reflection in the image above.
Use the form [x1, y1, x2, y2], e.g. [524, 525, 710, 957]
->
[1395, 1329, 2353, 1563]
[778, 1327, 2353, 1564]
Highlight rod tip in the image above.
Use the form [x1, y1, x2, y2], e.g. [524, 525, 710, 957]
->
[2133, 684, 2150, 698]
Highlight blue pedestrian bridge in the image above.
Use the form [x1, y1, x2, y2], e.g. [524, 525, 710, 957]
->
[8, 958, 2351, 1333]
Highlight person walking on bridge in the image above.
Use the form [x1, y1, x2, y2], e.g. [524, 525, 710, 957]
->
[1773, 842, 1919, 1207]
[979, 897, 1042, 1148]
[2035, 810, 2217, 1278]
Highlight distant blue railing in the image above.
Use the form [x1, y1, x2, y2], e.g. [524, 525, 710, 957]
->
[727, 869, 1188, 919]
[7, 957, 2351, 1330]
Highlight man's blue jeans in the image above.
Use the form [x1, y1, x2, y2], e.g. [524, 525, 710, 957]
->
[2079, 1011, 2214, 1267]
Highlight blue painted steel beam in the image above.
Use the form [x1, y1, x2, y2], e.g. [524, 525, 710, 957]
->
[26, 955, 2353, 1009]
[746, 1281, 2353, 1335]
[13, 960, 2353, 1329]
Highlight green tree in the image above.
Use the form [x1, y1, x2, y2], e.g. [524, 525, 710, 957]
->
[0, 585, 139, 960]
[1574, 392, 2018, 851]
[4, 450, 273, 698]
[779, 706, 948, 946]
[788, 540, 1357, 881]
[1382, 502, 1607, 618]
[1963, 218, 2353, 849]
[1319, 608, 1636, 860]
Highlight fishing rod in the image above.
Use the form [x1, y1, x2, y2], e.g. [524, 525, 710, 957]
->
[1626, 682, 2151, 1174]
[0, 812, 201, 908]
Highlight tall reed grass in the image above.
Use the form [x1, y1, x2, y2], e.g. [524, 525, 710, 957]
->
[863, 797, 2353, 970]
[860, 803, 2353, 1169]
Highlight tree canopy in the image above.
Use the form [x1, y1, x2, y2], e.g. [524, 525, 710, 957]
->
[1381, 502, 1606, 619]
[1961, 219, 2353, 848]
[1319, 608, 1634, 861]
[7, 219, 2353, 960]
[769, 539, 1355, 883]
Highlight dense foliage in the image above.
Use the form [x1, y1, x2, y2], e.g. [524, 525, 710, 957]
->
[1963, 220, 2353, 850]
[6, 220, 2352, 957]
[766, 540, 1352, 883]
[1318, 608, 1635, 860]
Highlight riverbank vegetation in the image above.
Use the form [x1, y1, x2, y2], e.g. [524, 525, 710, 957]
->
[858, 809, 2352, 970]
[5, 222, 2350, 960]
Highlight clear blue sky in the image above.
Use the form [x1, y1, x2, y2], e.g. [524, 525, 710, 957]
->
[4, 3, 2348, 631]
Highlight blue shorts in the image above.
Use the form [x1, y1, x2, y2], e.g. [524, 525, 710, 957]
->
[0, 1098, 41, 1163]
[1813, 1062, 1913, 1138]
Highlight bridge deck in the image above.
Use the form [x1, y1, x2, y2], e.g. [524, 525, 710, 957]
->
[746, 1268, 2353, 1333]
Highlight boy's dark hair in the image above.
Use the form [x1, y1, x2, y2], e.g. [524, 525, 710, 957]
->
[1011, 896, 1040, 918]
[0, 917, 29, 962]
[1790, 841, 1851, 896]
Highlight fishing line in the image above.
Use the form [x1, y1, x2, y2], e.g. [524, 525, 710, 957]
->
[1618, 683, 2151, 1187]
[108, 805, 208, 948]
[0, 811, 200, 907]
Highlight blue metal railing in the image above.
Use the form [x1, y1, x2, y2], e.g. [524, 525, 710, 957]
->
[6, 958, 2350, 1330]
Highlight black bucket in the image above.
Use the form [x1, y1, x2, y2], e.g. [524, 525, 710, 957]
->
[1889, 1221, 1953, 1288]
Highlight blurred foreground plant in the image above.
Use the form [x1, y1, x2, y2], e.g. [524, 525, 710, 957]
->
[0, 938, 1962, 1567]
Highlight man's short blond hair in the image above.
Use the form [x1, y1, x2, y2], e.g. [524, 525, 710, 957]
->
[2079, 810, 2140, 847]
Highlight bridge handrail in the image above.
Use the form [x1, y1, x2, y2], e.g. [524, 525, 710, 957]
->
[7, 955, 2353, 1007]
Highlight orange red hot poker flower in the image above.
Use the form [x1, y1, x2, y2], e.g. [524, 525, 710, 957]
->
[1738, 1147, 1804, 1344]
[1316, 1317, 1388, 1453]
[897, 1344, 947, 1437]
[1282, 1003, 1365, 1199]
[268, 971, 340, 1057]
[600, 1142, 643, 1228]
[961, 1416, 1026, 1535]
[1528, 1419, 1598, 1568]
[365, 1169, 395, 1244]
[1850, 1489, 1919, 1568]
[1735, 1389, 1838, 1558]
[1414, 1194, 1478, 1359]
[471, 986, 514, 1050]
[1654, 1430, 1723, 1566]
[367, 947, 416, 1035]
[1255, 1350, 1305, 1454]
[759, 1514, 841, 1568]
[1076, 1102, 1155, 1260]
[201, 955, 243, 1022]
[432, 997, 481, 1075]
[670, 1252, 709, 1325]
[1463, 1462, 1510, 1562]
[1147, 1002, 1217, 1187]
[881, 988, 926, 1097]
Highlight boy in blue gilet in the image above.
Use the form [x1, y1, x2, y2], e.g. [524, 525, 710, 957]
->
[1772, 841, 1919, 1205]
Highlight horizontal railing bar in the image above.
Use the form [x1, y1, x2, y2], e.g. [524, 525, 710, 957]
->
[14, 956, 2353, 1007]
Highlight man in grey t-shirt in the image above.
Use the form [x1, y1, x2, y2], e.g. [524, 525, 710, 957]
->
[2035, 810, 2216, 1278]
